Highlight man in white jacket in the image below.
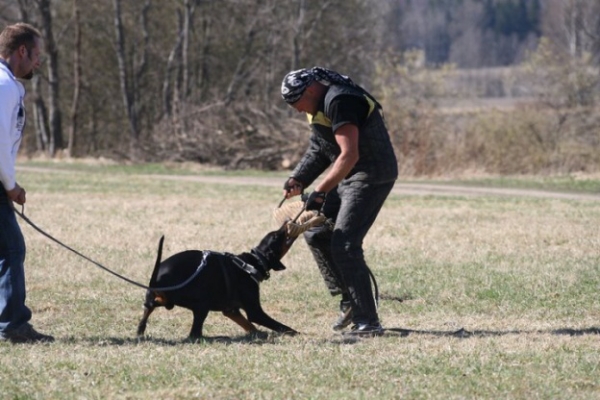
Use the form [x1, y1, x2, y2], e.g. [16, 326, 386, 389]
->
[0, 22, 54, 343]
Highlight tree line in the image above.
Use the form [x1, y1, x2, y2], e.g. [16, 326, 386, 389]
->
[2, 0, 599, 174]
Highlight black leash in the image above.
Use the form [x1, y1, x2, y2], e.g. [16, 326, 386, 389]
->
[16, 198, 380, 302]
[14, 205, 205, 292]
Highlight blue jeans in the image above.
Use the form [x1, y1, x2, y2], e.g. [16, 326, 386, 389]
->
[0, 190, 31, 334]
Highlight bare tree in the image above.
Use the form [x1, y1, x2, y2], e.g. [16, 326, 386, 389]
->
[162, 0, 202, 118]
[541, 0, 600, 62]
[112, 0, 150, 160]
[37, 0, 63, 155]
[67, 0, 81, 156]
[223, 4, 261, 106]
[113, 0, 135, 157]
[162, 8, 184, 118]
[30, 76, 49, 151]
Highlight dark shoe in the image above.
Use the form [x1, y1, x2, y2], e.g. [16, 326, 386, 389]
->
[343, 322, 384, 338]
[0, 324, 55, 344]
[332, 301, 353, 331]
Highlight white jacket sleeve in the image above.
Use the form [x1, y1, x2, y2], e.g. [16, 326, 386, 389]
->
[0, 78, 19, 192]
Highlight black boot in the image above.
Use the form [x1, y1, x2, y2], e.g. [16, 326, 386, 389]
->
[344, 321, 384, 337]
[332, 299, 353, 331]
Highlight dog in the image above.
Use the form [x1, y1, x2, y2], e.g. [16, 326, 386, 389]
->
[137, 225, 298, 339]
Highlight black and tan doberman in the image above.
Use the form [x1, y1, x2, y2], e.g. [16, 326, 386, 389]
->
[137, 225, 298, 339]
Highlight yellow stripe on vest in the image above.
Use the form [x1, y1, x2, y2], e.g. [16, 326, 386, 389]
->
[307, 111, 331, 127]
[365, 95, 376, 115]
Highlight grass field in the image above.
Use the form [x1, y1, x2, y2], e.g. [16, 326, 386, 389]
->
[1, 161, 599, 399]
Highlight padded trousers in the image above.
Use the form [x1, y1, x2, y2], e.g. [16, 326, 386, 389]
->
[303, 180, 395, 325]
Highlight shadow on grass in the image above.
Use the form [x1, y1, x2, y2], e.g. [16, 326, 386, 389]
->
[57, 326, 600, 346]
[61, 330, 290, 346]
[383, 326, 600, 338]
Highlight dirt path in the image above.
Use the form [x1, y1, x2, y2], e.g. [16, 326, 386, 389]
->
[153, 174, 600, 201]
[17, 165, 599, 201]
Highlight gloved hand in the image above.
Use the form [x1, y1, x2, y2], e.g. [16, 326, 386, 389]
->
[283, 178, 304, 197]
[304, 190, 326, 212]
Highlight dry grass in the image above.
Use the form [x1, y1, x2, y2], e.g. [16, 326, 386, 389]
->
[1, 163, 600, 399]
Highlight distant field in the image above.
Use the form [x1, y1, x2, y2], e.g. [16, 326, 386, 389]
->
[1, 162, 599, 399]
[437, 96, 537, 114]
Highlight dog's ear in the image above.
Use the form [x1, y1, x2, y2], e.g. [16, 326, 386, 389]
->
[252, 247, 287, 271]
[270, 259, 287, 271]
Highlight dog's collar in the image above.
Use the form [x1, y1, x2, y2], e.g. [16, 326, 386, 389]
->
[229, 253, 269, 283]
[251, 247, 286, 272]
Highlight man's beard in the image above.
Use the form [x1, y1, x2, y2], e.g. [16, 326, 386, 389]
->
[22, 71, 34, 80]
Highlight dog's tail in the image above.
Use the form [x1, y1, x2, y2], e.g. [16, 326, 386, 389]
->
[148, 235, 165, 288]
[138, 236, 165, 337]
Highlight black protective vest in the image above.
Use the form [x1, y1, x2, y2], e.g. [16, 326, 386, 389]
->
[292, 84, 398, 186]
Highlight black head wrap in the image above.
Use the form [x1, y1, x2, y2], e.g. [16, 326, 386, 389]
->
[281, 66, 358, 104]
